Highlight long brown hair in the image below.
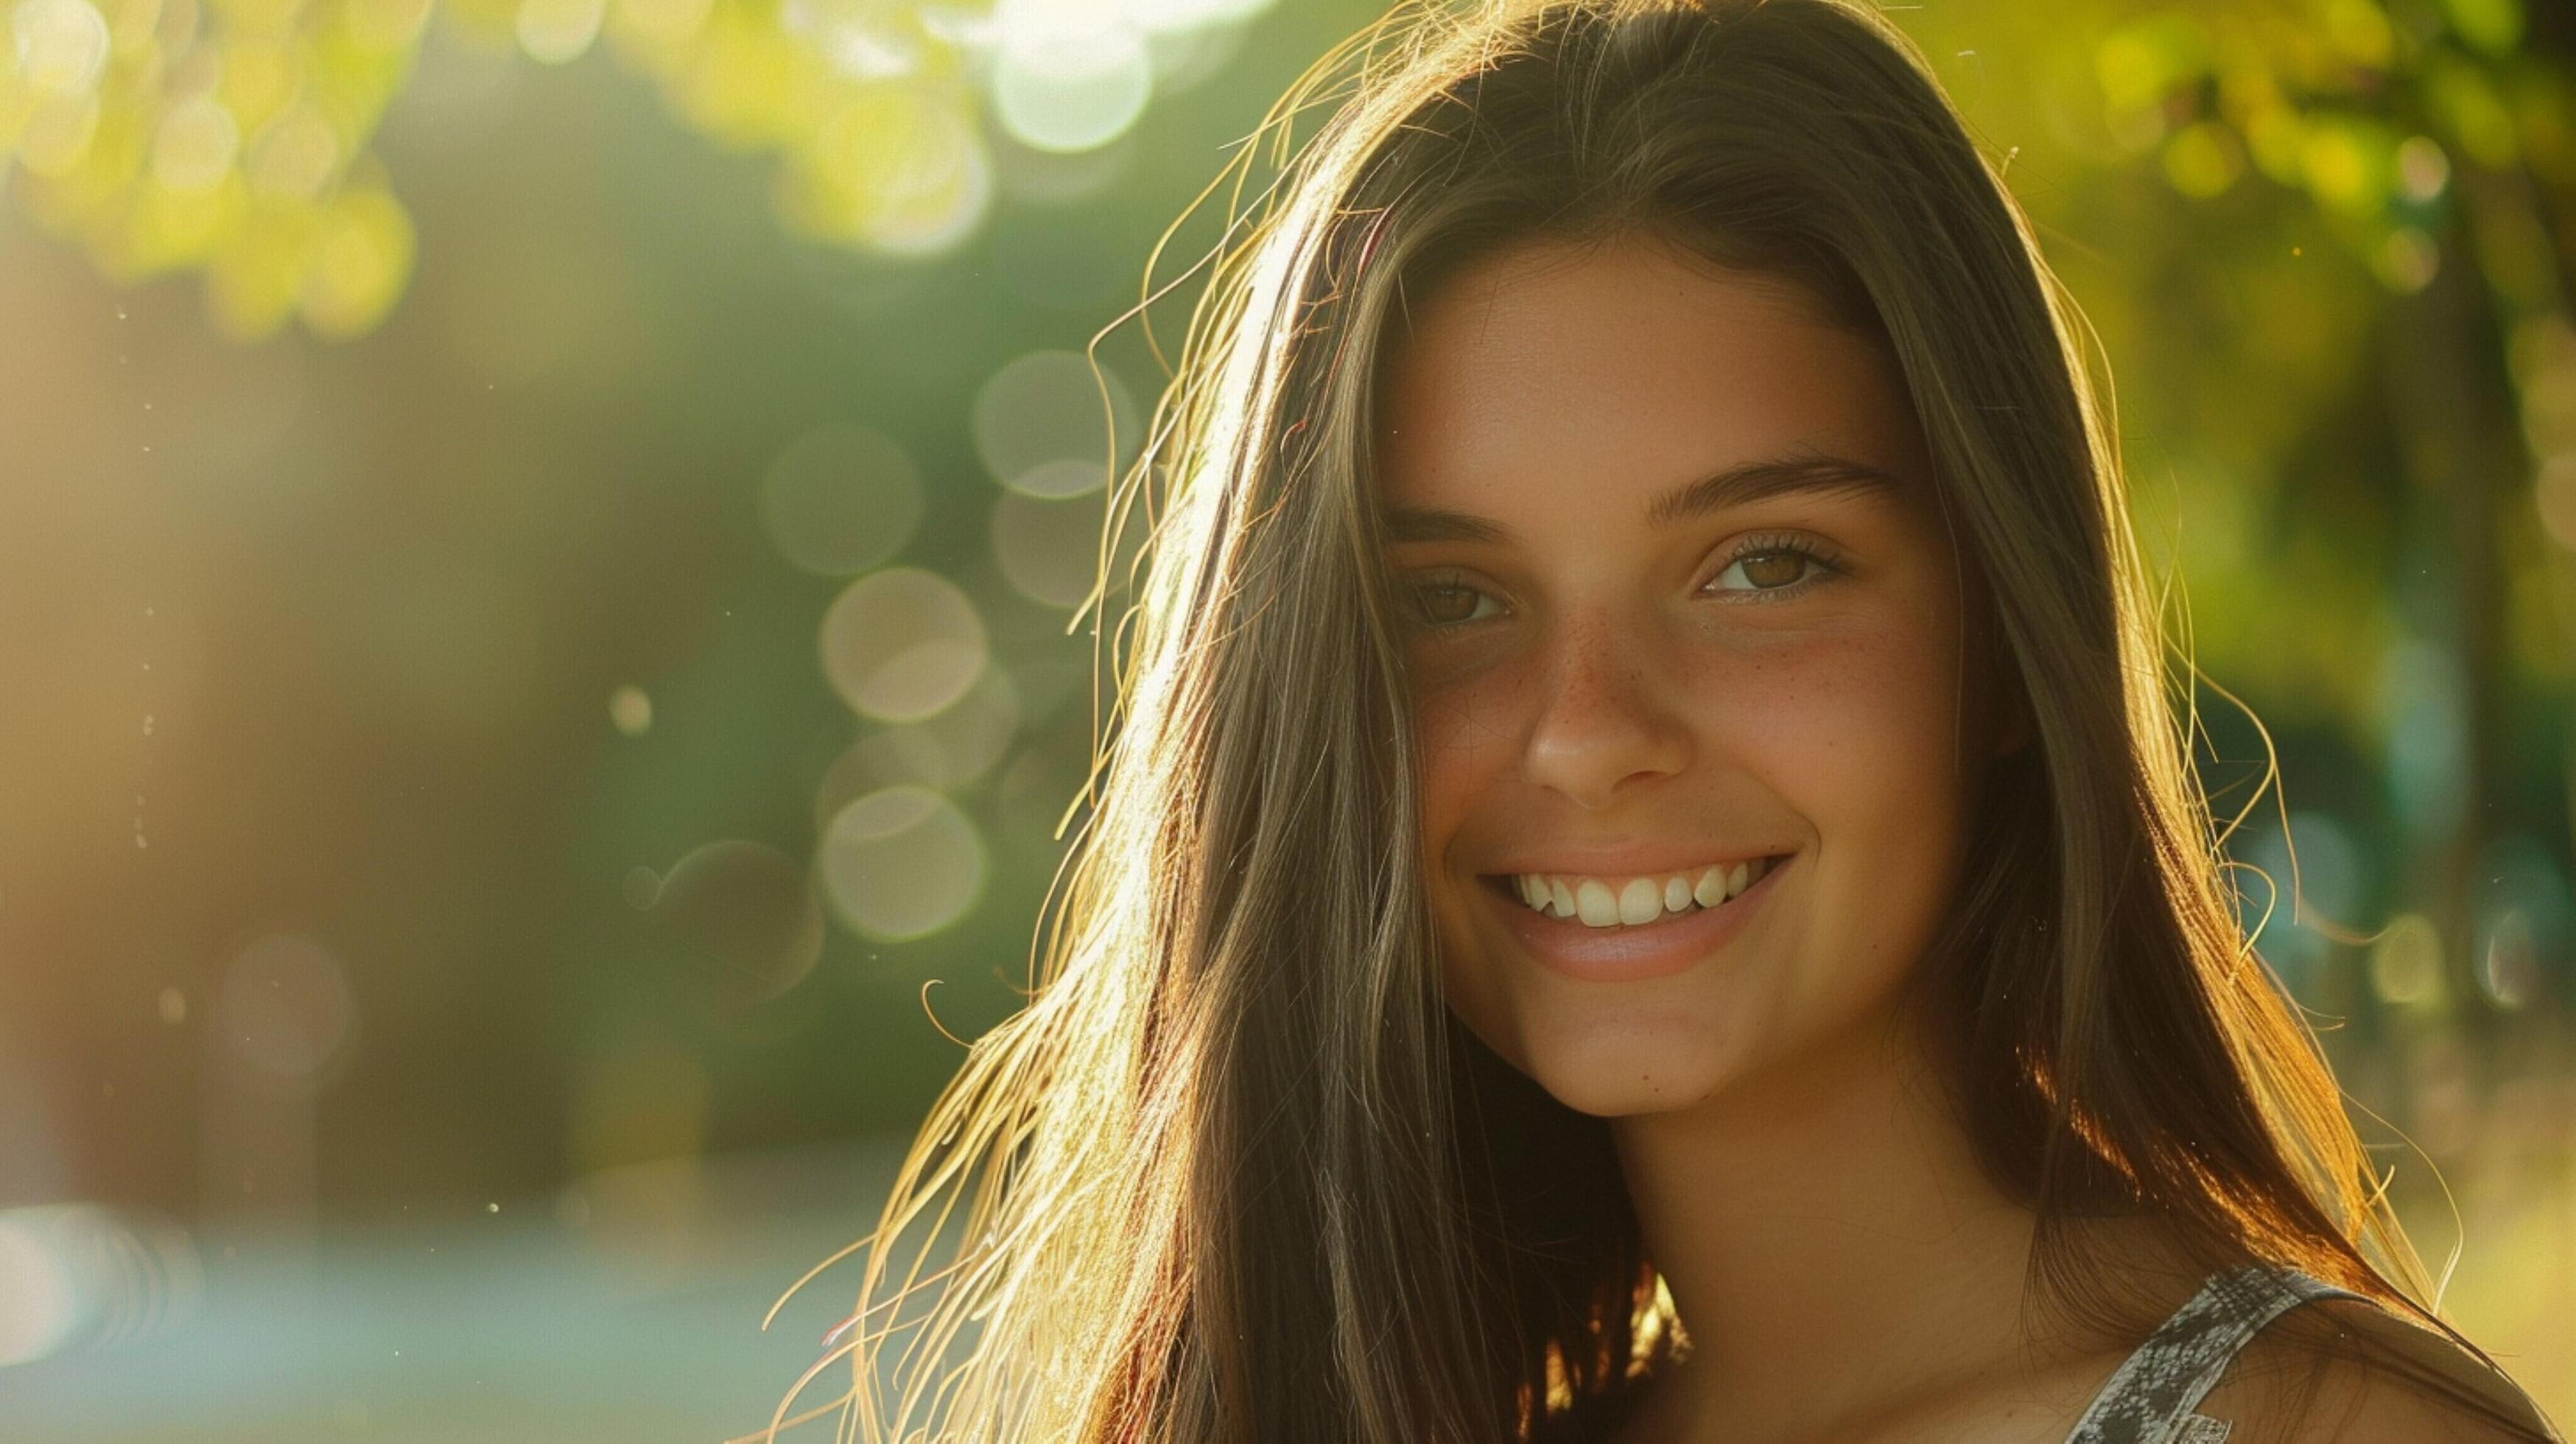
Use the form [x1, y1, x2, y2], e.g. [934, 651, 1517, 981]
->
[752, 1, 2562, 1438]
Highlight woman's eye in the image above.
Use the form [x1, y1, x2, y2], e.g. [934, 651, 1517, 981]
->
[1705, 539, 1838, 599]
[1409, 577, 1502, 628]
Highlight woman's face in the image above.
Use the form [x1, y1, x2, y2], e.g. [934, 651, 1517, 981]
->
[1374, 232, 2017, 1118]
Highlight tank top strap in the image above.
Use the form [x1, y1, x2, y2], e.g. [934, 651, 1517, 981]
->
[2062, 1263, 2371, 1444]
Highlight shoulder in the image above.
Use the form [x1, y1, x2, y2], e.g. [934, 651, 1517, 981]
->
[2199, 1295, 2561, 1444]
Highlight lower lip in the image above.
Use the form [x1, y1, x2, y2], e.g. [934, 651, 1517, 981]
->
[1484, 855, 1791, 983]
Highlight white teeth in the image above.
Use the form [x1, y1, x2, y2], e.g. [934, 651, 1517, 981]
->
[1509, 855, 1780, 928]
[1691, 866, 1725, 908]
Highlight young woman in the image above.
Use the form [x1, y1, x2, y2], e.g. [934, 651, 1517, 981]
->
[762, 1, 2567, 1439]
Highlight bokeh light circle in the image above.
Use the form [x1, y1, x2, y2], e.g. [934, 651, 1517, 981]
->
[247, 108, 341, 200]
[991, 11, 1151, 155]
[299, 187, 415, 340]
[622, 866, 664, 911]
[0, 1205, 201, 1368]
[863, 106, 994, 258]
[790, 83, 994, 259]
[516, 0, 605, 63]
[759, 423, 924, 575]
[217, 934, 357, 1093]
[150, 97, 239, 194]
[2368, 913, 2446, 1010]
[813, 667, 1023, 832]
[820, 567, 989, 722]
[992, 489, 1105, 609]
[2478, 908, 2538, 1010]
[13, 0, 111, 95]
[608, 684, 653, 735]
[651, 840, 825, 1003]
[969, 349, 1134, 497]
[997, 739, 1094, 852]
[816, 785, 986, 942]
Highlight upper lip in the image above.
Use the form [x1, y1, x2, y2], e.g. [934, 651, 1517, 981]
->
[1478, 848, 1791, 877]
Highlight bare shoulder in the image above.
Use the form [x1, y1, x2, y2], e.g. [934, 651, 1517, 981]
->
[2198, 1296, 2563, 1444]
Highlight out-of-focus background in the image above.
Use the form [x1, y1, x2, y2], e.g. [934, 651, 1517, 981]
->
[0, 0, 2570, 1437]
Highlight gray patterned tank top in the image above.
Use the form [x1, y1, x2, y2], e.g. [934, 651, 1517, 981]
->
[2063, 1262, 2368, 1444]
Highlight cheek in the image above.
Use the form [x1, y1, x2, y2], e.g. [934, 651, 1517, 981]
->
[1408, 669, 1530, 1050]
[1722, 626, 1965, 807]
[1719, 616, 1974, 978]
[1409, 668, 1520, 853]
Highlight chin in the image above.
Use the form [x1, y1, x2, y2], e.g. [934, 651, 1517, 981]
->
[1538, 1068, 1726, 1119]
[1495, 1006, 1755, 1119]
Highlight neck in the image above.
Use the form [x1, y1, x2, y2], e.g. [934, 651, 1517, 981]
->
[1610, 999, 2085, 1437]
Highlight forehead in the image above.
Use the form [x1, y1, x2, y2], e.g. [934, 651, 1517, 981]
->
[1372, 234, 1927, 514]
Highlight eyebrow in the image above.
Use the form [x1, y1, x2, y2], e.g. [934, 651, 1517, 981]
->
[1378, 452, 1911, 547]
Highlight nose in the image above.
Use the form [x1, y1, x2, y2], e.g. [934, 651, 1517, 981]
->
[1523, 611, 1694, 810]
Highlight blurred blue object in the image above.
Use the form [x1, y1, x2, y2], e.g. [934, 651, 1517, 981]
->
[0, 1140, 902, 1443]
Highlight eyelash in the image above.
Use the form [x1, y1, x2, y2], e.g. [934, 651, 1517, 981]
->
[1404, 532, 1844, 632]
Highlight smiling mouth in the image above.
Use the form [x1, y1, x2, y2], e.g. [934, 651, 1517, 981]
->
[1478, 855, 1791, 929]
